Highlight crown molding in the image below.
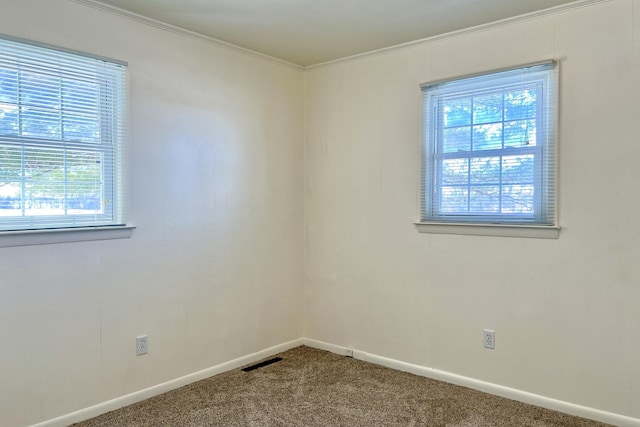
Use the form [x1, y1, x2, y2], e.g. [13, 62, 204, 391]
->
[70, 0, 610, 70]
[305, 0, 612, 70]
[68, 0, 303, 69]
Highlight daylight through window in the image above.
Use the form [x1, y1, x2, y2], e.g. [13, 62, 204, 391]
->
[421, 62, 557, 226]
[0, 36, 127, 231]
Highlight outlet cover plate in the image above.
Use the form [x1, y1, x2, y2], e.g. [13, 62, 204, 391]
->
[483, 330, 495, 350]
[136, 335, 148, 356]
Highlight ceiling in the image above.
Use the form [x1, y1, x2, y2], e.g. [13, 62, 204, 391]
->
[93, 0, 580, 66]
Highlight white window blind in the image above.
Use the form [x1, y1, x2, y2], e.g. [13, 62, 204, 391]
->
[0, 36, 127, 231]
[421, 61, 557, 226]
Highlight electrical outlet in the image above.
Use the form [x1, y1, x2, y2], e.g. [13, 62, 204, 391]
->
[483, 330, 495, 350]
[345, 348, 354, 358]
[136, 335, 148, 356]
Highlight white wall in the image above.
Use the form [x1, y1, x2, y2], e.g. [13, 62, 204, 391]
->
[305, 0, 640, 420]
[2, 0, 640, 425]
[0, 1, 304, 426]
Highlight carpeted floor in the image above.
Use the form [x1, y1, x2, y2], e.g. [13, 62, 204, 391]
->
[73, 346, 612, 426]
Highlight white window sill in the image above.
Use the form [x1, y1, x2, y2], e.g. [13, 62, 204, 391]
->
[0, 225, 136, 248]
[414, 222, 559, 239]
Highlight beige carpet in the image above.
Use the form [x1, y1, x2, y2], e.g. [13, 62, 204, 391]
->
[74, 346, 611, 426]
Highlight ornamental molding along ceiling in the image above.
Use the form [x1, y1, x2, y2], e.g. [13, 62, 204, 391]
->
[71, 0, 610, 68]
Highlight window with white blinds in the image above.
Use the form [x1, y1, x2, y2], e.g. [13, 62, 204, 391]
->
[0, 36, 127, 231]
[420, 61, 557, 227]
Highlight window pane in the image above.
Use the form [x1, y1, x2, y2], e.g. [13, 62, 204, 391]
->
[62, 79, 101, 143]
[0, 67, 18, 103]
[470, 186, 500, 213]
[473, 123, 502, 150]
[24, 148, 64, 181]
[473, 92, 502, 124]
[0, 145, 21, 216]
[21, 107, 61, 139]
[442, 127, 471, 152]
[66, 151, 101, 180]
[20, 71, 60, 109]
[504, 88, 536, 120]
[470, 157, 500, 184]
[66, 182, 102, 213]
[66, 150, 103, 214]
[0, 103, 19, 136]
[0, 183, 21, 215]
[441, 186, 468, 213]
[24, 181, 65, 216]
[504, 120, 536, 148]
[23, 148, 64, 215]
[19, 71, 62, 139]
[443, 97, 471, 127]
[502, 155, 534, 184]
[501, 185, 534, 213]
[441, 158, 468, 184]
[62, 79, 100, 114]
[64, 114, 100, 143]
[0, 145, 21, 180]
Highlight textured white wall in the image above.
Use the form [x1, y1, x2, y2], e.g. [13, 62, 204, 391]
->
[0, 1, 304, 426]
[304, 0, 640, 419]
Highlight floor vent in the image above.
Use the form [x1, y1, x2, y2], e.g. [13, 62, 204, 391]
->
[241, 357, 283, 372]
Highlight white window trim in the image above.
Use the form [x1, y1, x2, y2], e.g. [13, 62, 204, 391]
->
[414, 222, 559, 239]
[0, 224, 135, 247]
[0, 35, 128, 232]
[417, 60, 559, 238]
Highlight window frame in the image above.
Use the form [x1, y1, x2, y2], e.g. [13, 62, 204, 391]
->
[0, 35, 131, 243]
[416, 61, 559, 239]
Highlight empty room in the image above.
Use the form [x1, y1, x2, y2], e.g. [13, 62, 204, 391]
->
[1, 0, 639, 426]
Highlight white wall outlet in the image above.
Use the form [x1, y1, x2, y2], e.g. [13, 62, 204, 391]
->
[345, 348, 354, 358]
[483, 330, 495, 349]
[136, 335, 148, 356]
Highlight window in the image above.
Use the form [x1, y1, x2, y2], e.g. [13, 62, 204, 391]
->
[419, 61, 558, 234]
[0, 36, 127, 232]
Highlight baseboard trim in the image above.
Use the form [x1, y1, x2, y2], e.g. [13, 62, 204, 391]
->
[28, 337, 640, 427]
[29, 338, 304, 427]
[302, 338, 640, 427]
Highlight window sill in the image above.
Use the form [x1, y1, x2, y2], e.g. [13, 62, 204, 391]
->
[0, 225, 136, 248]
[414, 222, 559, 239]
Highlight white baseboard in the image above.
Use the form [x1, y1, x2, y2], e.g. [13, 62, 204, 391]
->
[302, 338, 640, 427]
[29, 338, 304, 427]
[29, 337, 640, 427]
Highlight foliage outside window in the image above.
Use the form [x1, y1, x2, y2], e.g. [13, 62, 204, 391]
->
[420, 62, 557, 226]
[0, 36, 127, 231]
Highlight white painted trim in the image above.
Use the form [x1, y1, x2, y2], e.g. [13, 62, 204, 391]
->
[28, 337, 640, 427]
[302, 338, 640, 427]
[69, 0, 610, 70]
[305, 0, 612, 70]
[414, 222, 560, 239]
[68, 0, 303, 70]
[28, 338, 304, 427]
[0, 225, 136, 248]
[301, 337, 352, 356]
